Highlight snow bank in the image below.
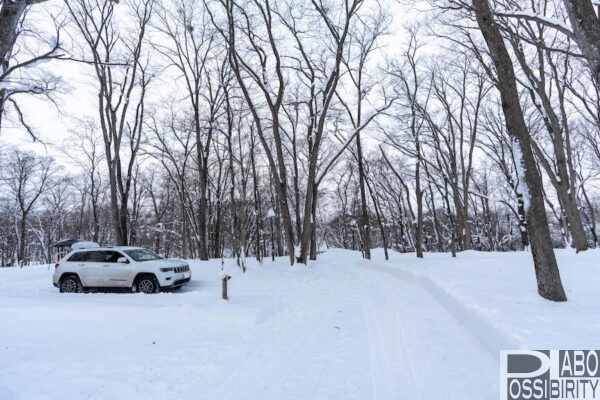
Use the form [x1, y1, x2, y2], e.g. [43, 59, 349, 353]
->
[372, 248, 600, 351]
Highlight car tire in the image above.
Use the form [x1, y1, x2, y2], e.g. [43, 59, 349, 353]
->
[59, 275, 84, 293]
[135, 275, 159, 294]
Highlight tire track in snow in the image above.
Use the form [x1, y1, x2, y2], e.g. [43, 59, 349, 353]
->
[207, 258, 498, 400]
[205, 274, 346, 400]
[367, 261, 518, 358]
[358, 264, 498, 399]
[360, 268, 440, 399]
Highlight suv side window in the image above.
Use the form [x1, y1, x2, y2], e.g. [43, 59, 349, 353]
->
[104, 251, 123, 263]
[67, 252, 89, 262]
[86, 251, 106, 262]
[86, 251, 123, 263]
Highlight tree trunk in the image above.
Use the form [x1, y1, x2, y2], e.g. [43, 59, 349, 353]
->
[213, 198, 222, 259]
[226, 101, 240, 264]
[516, 192, 530, 249]
[197, 166, 209, 261]
[310, 184, 318, 261]
[250, 134, 263, 262]
[181, 206, 188, 259]
[356, 131, 371, 260]
[472, 0, 567, 301]
[106, 154, 126, 246]
[119, 200, 129, 246]
[562, 0, 600, 85]
[0, 89, 6, 133]
[557, 187, 588, 251]
[426, 182, 444, 252]
[580, 182, 598, 247]
[18, 215, 26, 266]
[0, 1, 28, 66]
[452, 188, 467, 251]
[367, 180, 389, 261]
[91, 187, 100, 243]
[415, 158, 424, 258]
[444, 191, 458, 258]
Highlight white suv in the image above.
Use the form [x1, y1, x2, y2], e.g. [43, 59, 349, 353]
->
[53, 246, 191, 294]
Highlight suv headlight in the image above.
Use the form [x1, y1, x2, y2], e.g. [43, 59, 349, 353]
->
[160, 267, 174, 272]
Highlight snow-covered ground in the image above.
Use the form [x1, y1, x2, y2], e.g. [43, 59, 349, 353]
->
[1, 248, 599, 400]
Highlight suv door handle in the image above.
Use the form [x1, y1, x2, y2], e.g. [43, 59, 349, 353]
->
[78, 263, 84, 267]
[102, 264, 110, 267]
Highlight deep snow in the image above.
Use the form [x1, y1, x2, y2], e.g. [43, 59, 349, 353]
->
[0, 248, 598, 399]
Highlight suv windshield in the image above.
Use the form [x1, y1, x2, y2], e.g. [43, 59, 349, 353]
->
[124, 249, 163, 262]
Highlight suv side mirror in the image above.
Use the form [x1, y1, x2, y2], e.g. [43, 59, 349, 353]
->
[117, 257, 128, 264]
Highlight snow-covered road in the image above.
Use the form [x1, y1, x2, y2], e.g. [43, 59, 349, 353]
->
[359, 264, 497, 399]
[8, 248, 597, 399]
[205, 257, 498, 400]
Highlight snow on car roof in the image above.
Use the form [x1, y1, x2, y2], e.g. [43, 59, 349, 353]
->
[70, 246, 145, 252]
[71, 241, 100, 250]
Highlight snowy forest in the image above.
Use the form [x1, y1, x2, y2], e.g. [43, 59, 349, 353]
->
[2, 0, 600, 299]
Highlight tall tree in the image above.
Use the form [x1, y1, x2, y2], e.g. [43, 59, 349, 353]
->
[63, 120, 105, 243]
[501, 15, 588, 251]
[1, 150, 53, 266]
[335, 1, 391, 259]
[471, 0, 567, 301]
[212, 0, 366, 264]
[154, 0, 224, 260]
[65, 0, 154, 246]
[0, 0, 64, 137]
[562, 0, 600, 85]
[0, 0, 49, 66]
[384, 31, 428, 258]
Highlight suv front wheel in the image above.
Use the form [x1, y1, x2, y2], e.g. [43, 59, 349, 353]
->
[60, 275, 84, 293]
[135, 275, 159, 294]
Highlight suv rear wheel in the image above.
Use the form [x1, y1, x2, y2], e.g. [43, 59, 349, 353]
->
[135, 275, 159, 294]
[60, 275, 84, 293]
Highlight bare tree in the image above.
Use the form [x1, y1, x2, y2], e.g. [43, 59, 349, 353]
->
[154, 0, 225, 260]
[383, 30, 428, 258]
[211, 0, 366, 264]
[65, 0, 154, 246]
[0, 0, 65, 138]
[146, 107, 200, 258]
[1, 150, 53, 266]
[335, 0, 392, 259]
[471, 0, 567, 301]
[423, 58, 488, 252]
[63, 119, 105, 243]
[501, 14, 589, 251]
[562, 0, 600, 85]
[479, 106, 530, 250]
[0, 0, 50, 67]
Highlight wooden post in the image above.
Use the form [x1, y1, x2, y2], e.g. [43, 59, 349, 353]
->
[222, 275, 231, 300]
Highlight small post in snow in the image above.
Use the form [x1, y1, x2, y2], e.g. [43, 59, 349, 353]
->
[222, 275, 231, 300]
